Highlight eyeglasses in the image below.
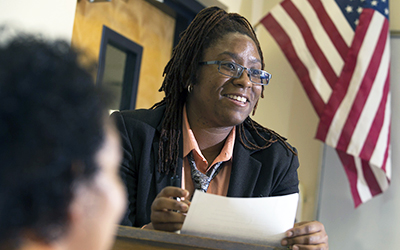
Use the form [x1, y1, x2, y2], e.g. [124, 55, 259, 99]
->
[198, 61, 271, 86]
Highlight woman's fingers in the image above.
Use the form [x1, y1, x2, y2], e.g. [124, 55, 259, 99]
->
[152, 196, 189, 213]
[155, 186, 189, 199]
[282, 221, 329, 249]
[150, 186, 190, 231]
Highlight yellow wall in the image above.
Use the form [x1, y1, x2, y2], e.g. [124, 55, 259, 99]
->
[72, 0, 175, 109]
[390, 0, 400, 31]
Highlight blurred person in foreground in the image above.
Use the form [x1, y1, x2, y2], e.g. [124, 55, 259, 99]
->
[112, 6, 328, 250]
[0, 35, 126, 250]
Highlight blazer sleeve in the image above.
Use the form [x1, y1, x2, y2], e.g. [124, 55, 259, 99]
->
[110, 111, 137, 226]
[270, 146, 300, 196]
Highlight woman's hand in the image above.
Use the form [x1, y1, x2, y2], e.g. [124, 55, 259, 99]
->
[281, 221, 328, 249]
[148, 186, 190, 232]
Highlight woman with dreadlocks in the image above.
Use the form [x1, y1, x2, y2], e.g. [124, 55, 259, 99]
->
[112, 6, 328, 250]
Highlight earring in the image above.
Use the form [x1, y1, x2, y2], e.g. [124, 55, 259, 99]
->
[187, 84, 193, 93]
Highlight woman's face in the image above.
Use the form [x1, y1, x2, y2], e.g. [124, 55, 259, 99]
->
[68, 122, 126, 250]
[186, 32, 263, 128]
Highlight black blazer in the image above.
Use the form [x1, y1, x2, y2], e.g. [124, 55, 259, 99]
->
[111, 105, 299, 227]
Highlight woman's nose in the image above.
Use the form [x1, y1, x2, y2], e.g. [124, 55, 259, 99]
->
[232, 69, 253, 88]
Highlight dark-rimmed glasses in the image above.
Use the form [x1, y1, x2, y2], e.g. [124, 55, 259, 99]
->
[199, 61, 271, 86]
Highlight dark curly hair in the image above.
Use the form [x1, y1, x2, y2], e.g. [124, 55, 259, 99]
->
[152, 6, 295, 174]
[0, 34, 109, 249]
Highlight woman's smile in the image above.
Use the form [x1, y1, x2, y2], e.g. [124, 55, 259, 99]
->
[224, 94, 248, 104]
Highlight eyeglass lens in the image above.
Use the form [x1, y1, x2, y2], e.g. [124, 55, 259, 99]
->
[219, 62, 268, 85]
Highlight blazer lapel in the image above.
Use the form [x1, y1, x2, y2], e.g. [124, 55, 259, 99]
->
[227, 126, 262, 197]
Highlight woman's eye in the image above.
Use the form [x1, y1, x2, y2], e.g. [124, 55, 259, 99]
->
[251, 69, 262, 76]
[222, 62, 236, 71]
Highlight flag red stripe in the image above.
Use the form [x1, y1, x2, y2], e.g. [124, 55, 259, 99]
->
[261, 14, 326, 115]
[359, 71, 390, 161]
[308, 0, 349, 60]
[336, 20, 389, 152]
[361, 159, 383, 196]
[316, 9, 375, 142]
[336, 150, 362, 207]
[282, 0, 338, 88]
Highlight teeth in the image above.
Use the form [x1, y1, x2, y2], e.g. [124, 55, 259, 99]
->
[226, 94, 247, 103]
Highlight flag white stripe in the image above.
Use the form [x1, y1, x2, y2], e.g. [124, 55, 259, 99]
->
[325, 12, 385, 147]
[348, 32, 390, 156]
[271, 5, 332, 102]
[293, 0, 344, 76]
[386, 146, 392, 178]
[370, 161, 390, 192]
[321, 0, 354, 46]
[355, 157, 373, 203]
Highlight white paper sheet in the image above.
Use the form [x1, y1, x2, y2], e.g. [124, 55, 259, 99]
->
[181, 191, 299, 248]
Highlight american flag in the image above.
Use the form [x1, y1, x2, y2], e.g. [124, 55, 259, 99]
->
[260, 0, 391, 207]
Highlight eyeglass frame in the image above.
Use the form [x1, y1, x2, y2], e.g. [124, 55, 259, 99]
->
[198, 60, 271, 86]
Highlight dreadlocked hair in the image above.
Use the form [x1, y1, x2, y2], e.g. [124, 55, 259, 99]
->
[239, 117, 298, 155]
[152, 6, 295, 174]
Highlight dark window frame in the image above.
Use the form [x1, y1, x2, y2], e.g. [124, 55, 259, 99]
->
[96, 25, 143, 110]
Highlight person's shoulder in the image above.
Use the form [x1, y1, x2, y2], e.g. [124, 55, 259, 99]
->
[241, 118, 297, 156]
[111, 105, 166, 128]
